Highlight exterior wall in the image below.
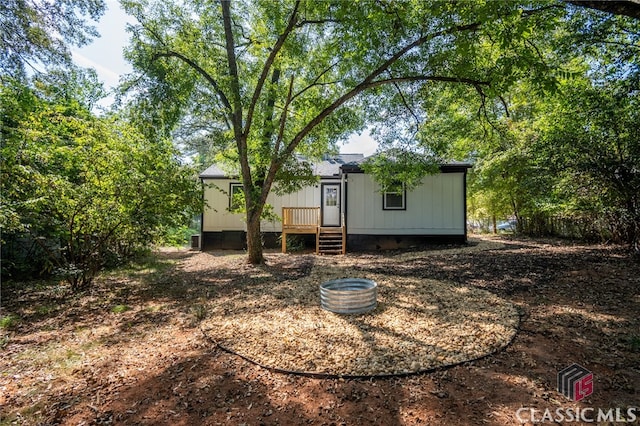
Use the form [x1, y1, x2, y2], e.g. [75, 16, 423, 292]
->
[201, 171, 467, 251]
[202, 179, 245, 232]
[201, 178, 332, 233]
[345, 172, 466, 236]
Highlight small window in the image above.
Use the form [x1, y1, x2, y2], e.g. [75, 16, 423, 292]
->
[325, 187, 338, 206]
[229, 183, 244, 211]
[383, 183, 406, 210]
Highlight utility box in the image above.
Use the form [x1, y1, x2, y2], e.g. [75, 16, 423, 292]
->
[190, 234, 200, 250]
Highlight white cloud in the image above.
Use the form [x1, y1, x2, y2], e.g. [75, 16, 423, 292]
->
[341, 129, 378, 156]
[72, 0, 134, 91]
[71, 50, 121, 88]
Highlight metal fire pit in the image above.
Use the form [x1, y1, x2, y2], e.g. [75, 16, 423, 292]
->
[320, 278, 377, 314]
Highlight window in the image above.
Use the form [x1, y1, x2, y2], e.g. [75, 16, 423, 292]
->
[325, 187, 338, 206]
[229, 183, 244, 211]
[383, 183, 406, 210]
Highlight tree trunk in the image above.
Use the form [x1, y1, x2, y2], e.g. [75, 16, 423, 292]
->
[246, 210, 264, 264]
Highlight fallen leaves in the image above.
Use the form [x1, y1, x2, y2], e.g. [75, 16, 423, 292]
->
[2, 236, 638, 425]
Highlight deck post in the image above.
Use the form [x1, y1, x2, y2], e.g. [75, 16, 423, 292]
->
[281, 206, 287, 253]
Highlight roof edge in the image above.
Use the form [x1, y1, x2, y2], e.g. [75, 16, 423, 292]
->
[341, 162, 472, 174]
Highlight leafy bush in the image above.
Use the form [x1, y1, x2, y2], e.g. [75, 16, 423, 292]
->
[1, 79, 203, 290]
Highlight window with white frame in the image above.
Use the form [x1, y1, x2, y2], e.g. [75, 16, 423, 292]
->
[383, 183, 406, 210]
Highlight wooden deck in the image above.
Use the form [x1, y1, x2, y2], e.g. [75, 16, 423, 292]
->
[281, 207, 345, 254]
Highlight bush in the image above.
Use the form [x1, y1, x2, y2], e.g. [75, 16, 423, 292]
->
[1, 80, 202, 290]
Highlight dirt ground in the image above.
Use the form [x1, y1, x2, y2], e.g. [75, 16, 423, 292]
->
[1, 235, 639, 425]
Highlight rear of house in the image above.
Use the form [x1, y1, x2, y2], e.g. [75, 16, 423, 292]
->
[342, 162, 469, 250]
[199, 154, 470, 252]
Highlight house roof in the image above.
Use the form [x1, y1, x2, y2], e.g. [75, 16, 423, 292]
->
[313, 153, 365, 177]
[199, 163, 228, 179]
[340, 156, 472, 174]
[199, 153, 365, 179]
[199, 153, 471, 179]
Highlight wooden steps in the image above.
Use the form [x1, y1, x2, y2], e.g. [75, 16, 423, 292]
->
[281, 207, 346, 255]
[317, 227, 345, 255]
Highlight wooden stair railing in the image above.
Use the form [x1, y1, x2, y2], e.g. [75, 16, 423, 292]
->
[281, 207, 345, 255]
[281, 207, 320, 253]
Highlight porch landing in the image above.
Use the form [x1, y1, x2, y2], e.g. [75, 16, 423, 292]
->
[281, 207, 345, 255]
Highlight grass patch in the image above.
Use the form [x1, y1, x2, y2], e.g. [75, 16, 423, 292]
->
[190, 304, 208, 321]
[111, 304, 131, 314]
[0, 314, 19, 329]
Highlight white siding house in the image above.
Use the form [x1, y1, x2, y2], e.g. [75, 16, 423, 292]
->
[201, 179, 323, 233]
[199, 154, 470, 251]
[343, 170, 468, 250]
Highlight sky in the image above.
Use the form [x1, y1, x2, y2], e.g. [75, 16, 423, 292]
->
[72, 0, 377, 156]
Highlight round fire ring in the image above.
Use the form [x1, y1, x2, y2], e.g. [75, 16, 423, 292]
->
[320, 278, 377, 314]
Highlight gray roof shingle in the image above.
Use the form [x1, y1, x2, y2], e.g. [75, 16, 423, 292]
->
[199, 153, 365, 179]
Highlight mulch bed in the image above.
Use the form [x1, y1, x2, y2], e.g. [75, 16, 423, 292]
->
[200, 248, 520, 376]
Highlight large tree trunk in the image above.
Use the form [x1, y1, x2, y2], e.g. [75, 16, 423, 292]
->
[246, 209, 264, 264]
[568, 1, 640, 20]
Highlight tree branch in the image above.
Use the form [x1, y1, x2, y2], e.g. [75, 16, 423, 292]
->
[221, 1, 243, 139]
[277, 21, 483, 164]
[152, 51, 233, 115]
[220, 0, 252, 211]
[386, 70, 421, 134]
[274, 75, 296, 160]
[243, 0, 301, 138]
[295, 18, 340, 27]
[363, 75, 490, 90]
[262, 74, 295, 207]
[290, 60, 341, 102]
[567, 1, 640, 19]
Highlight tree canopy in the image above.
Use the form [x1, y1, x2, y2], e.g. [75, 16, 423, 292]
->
[121, 0, 575, 263]
[0, 0, 105, 79]
[410, 3, 639, 246]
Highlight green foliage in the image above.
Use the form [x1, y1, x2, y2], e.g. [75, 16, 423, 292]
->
[414, 41, 639, 246]
[111, 304, 131, 314]
[541, 77, 640, 246]
[156, 225, 199, 248]
[122, 0, 567, 262]
[360, 148, 440, 192]
[227, 186, 281, 224]
[277, 234, 306, 252]
[0, 315, 19, 329]
[1, 77, 203, 289]
[0, 0, 105, 79]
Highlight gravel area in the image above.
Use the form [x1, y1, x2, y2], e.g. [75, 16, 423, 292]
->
[201, 242, 519, 377]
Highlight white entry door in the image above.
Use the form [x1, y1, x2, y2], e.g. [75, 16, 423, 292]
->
[322, 183, 341, 227]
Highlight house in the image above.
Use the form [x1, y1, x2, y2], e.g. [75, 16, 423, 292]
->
[199, 154, 471, 253]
